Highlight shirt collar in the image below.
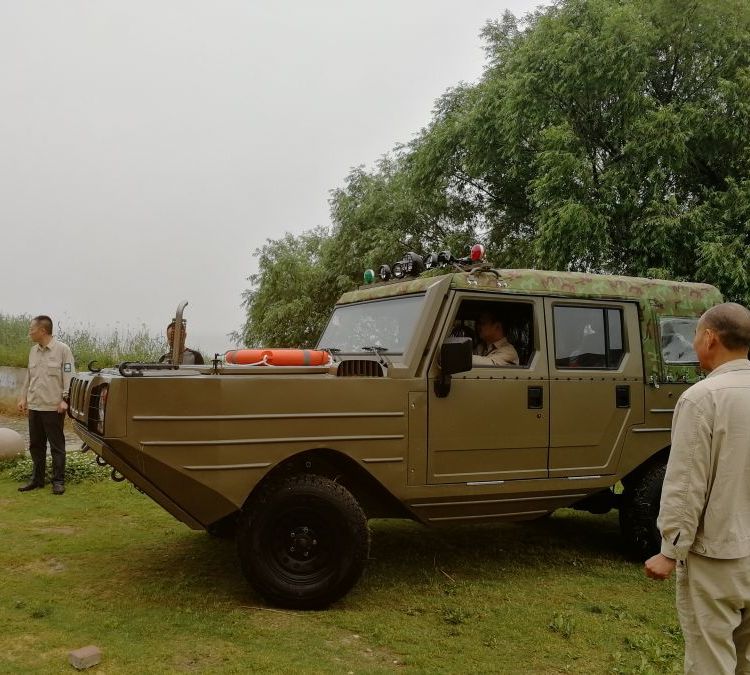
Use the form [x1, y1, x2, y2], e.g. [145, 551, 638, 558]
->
[707, 358, 750, 378]
[35, 337, 57, 352]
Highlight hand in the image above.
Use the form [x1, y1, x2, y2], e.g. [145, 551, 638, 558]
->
[57, 400, 68, 414]
[17, 399, 27, 414]
[644, 553, 676, 580]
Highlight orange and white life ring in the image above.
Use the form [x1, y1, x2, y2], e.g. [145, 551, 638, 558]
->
[224, 349, 331, 366]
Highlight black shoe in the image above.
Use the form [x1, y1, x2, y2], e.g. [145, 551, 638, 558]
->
[52, 483, 65, 495]
[18, 482, 44, 492]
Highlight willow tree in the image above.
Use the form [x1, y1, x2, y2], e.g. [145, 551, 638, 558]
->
[241, 0, 750, 347]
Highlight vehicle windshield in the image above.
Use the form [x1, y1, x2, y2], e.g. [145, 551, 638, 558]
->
[317, 294, 425, 355]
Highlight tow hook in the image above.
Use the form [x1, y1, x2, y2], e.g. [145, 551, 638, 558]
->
[95, 455, 108, 467]
[110, 469, 126, 482]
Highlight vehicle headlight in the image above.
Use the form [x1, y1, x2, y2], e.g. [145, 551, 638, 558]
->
[95, 384, 108, 435]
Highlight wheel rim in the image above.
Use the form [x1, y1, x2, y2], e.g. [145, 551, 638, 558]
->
[264, 505, 343, 585]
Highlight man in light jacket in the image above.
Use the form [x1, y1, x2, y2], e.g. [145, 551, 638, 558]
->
[17, 315, 75, 495]
[645, 302, 750, 674]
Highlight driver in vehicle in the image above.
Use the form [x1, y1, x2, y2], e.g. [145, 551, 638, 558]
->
[472, 310, 520, 367]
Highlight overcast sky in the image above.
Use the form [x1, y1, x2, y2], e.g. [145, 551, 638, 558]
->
[1, 1, 541, 354]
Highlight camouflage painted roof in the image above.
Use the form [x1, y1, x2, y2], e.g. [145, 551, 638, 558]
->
[340, 267, 722, 316]
[339, 274, 441, 303]
[339, 267, 722, 384]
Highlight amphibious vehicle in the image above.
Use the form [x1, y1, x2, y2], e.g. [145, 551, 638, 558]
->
[68, 259, 721, 608]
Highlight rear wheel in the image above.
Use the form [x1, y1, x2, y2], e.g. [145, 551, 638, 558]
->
[237, 474, 369, 609]
[619, 461, 666, 560]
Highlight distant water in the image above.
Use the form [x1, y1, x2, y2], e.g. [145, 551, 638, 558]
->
[0, 414, 81, 452]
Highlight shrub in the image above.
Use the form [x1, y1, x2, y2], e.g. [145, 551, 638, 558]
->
[0, 313, 165, 368]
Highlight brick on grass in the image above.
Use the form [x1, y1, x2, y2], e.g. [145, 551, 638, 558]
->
[68, 645, 102, 670]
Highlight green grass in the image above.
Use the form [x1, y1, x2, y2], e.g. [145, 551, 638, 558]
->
[1, 452, 111, 484]
[0, 313, 164, 368]
[0, 473, 682, 674]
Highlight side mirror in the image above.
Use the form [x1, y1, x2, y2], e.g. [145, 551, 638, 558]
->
[435, 337, 473, 398]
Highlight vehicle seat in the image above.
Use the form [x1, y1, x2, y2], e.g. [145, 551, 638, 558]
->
[506, 322, 532, 366]
[570, 333, 606, 368]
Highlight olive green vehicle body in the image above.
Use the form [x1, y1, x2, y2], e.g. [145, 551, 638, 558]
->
[69, 269, 721, 532]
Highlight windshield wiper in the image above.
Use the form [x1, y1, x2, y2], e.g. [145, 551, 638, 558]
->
[360, 345, 391, 367]
[361, 345, 389, 354]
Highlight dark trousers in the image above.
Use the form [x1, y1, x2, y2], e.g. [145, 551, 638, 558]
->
[28, 410, 66, 485]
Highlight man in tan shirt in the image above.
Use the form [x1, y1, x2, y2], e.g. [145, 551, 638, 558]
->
[472, 310, 520, 367]
[158, 320, 204, 366]
[17, 315, 75, 495]
[645, 302, 750, 673]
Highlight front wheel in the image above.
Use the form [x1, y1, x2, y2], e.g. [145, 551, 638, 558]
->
[619, 461, 666, 560]
[238, 474, 370, 609]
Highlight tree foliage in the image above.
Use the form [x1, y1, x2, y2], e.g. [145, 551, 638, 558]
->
[239, 229, 348, 347]
[241, 0, 750, 347]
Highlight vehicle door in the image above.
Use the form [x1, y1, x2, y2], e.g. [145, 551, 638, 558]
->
[427, 294, 549, 484]
[544, 299, 644, 477]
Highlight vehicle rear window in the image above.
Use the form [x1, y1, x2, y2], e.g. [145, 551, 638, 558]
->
[660, 317, 699, 364]
[553, 306, 625, 369]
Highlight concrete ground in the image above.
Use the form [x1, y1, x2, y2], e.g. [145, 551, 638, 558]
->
[0, 413, 81, 452]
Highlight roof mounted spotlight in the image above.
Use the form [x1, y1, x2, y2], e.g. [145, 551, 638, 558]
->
[424, 252, 439, 269]
[470, 243, 485, 262]
[407, 252, 425, 275]
[437, 250, 454, 265]
[378, 264, 392, 281]
[456, 243, 487, 266]
[392, 252, 424, 279]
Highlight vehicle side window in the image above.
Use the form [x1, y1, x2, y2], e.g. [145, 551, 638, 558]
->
[607, 309, 624, 366]
[554, 306, 625, 369]
[660, 317, 698, 364]
[450, 299, 534, 367]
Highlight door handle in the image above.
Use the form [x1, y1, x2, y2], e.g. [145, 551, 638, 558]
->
[528, 386, 543, 409]
[616, 385, 631, 408]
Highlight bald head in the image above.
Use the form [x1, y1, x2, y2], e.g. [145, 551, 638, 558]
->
[700, 303, 750, 351]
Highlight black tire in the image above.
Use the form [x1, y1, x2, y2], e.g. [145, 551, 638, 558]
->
[619, 460, 666, 560]
[237, 474, 369, 609]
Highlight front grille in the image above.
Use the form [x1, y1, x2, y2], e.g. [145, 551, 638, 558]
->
[69, 377, 89, 420]
[336, 360, 384, 377]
